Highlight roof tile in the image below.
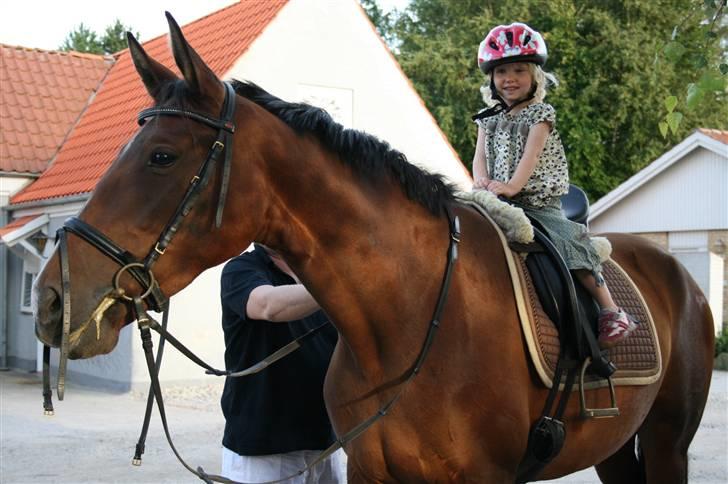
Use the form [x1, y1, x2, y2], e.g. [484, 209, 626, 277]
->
[11, 0, 287, 203]
[1, 44, 112, 175]
[698, 128, 728, 145]
[0, 215, 42, 238]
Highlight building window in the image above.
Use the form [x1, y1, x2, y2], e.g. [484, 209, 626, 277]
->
[20, 263, 36, 314]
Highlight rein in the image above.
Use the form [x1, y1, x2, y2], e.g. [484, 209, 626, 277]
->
[40, 79, 462, 483]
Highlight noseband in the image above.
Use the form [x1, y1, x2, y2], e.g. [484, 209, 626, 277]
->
[43, 82, 237, 400]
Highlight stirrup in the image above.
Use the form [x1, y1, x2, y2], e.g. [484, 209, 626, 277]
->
[579, 357, 620, 418]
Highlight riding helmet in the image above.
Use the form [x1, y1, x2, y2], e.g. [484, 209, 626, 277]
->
[477, 22, 547, 74]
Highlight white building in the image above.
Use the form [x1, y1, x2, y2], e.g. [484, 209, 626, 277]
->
[0, 44, 111, 370]
[1, 0, 471, 389]
[589, 129, 727, 332]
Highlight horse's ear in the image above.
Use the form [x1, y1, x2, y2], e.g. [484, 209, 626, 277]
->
[127, 32, 177, 101]
[165, 11, 222, 98]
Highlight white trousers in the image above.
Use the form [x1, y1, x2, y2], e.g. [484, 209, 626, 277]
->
[221, 446, 347, 483]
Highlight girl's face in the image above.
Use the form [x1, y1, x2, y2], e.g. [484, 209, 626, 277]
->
[492, 62, 534, 106]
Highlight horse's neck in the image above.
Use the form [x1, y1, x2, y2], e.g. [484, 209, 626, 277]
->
[263, 143, 449, 376]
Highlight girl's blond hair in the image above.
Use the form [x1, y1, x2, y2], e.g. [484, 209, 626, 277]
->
[480, 63, 558, 106]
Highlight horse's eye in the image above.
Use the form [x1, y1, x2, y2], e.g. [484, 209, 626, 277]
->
[149, 151, 176, 167]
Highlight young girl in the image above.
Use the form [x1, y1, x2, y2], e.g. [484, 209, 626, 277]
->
[471, 22, 636, 348]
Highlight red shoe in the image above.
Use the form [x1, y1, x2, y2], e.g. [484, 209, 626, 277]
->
[598, 308, 637, 349]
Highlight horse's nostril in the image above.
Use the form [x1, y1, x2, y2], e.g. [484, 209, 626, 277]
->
[37, 286, 61, 327]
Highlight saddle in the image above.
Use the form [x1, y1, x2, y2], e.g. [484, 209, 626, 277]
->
[457, 185, 661, 483]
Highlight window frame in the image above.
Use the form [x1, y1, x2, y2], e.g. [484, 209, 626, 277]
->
[19, 259, 38, 314]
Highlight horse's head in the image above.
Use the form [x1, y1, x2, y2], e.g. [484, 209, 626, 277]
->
[34, 14, 267, 358]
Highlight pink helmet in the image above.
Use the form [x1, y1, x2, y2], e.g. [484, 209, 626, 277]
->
[477, 22, 547, 74]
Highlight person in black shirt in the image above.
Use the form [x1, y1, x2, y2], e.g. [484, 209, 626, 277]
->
[219, 244, 346, 483]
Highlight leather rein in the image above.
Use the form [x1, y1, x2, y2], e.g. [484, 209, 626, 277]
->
[41, 81, 462, 483]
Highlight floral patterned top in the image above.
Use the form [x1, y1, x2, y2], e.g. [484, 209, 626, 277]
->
[474, 103, 569, 208]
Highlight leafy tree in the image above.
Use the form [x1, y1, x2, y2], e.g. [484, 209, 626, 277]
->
[60, 23, 103, 54]
[101, 20, 136, 55]
[60, 19, 138, 55]
[658, 0, 727, 136]
[366, 0, 727, 199]
[360, 0, 395, 44]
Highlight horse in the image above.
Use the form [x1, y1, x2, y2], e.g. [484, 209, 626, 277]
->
[33, 14, 714, 483]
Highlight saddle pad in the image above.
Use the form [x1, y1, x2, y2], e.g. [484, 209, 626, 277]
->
[461, 201, 662, 390]
[513, 254, 662, 389]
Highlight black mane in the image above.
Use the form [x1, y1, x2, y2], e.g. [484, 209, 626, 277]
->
[230, 80, 455, 215]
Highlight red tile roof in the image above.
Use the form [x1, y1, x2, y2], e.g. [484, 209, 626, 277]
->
[698, 128, 728, 145]
[0, 45, 111, 175]
[0, 214, 41, 238]
[11, 0, 287, 204]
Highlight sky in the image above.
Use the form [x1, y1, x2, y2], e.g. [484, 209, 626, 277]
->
[0, 0, 411, 52]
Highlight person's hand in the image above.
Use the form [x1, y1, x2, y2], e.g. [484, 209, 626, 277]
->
[486, 180, 519, 198]
[473, 177, 490, 189]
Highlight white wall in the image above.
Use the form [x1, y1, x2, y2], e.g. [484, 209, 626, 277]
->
[129, 263, 227, 386]
[708, 251, 724, 331]
[590, 147, 727, 234]
[1, 176, 33, 206]
[671, 249, 724, 333]
[224, 0, 472, 190]
[9, 203, 227, 388]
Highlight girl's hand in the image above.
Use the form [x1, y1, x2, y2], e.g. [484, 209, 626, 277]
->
[486, 180, 519, 198]
[473, 177, 490, 189]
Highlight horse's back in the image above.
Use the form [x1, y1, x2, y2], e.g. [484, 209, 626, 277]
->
[603, 232, 714, 336]
[603, 231, 714, 403]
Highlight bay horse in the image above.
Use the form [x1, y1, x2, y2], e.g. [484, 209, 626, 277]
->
[33, 14, 714, 483]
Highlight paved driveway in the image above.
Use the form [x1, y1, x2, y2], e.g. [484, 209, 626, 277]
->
[1, 370, 726, 483]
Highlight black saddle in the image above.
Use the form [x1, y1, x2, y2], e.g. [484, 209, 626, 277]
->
[509, 185, 613, 375]
[560, 184, 589, 226]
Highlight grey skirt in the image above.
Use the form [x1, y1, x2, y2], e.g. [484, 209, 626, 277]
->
[515, 198, 604, 284]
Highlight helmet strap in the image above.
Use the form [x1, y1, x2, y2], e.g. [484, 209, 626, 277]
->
[472, 79, 536, 121]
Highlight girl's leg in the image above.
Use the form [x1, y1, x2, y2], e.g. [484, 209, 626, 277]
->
[573, 269, 635, 348]
[573, 270, 617, 310]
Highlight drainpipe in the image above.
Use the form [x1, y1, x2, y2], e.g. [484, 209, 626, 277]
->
[1, 205, 8, 370]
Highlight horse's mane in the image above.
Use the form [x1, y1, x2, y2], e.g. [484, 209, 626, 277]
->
[230, 80, 455, 215]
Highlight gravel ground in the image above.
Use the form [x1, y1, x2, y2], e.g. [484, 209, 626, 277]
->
[1, 370, 726, 483]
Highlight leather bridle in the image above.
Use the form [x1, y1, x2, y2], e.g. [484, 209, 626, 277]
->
[42, 81, 236, 403]
[41, 80, 463, 483]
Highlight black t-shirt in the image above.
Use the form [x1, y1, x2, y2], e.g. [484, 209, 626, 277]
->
[220, 245, 338, 456]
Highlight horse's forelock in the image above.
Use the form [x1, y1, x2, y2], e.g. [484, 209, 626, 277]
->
[154, 79, 196, 109]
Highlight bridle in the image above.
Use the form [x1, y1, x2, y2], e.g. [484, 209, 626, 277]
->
[42, 81, 236, 403]
[41, 80, 462, 483]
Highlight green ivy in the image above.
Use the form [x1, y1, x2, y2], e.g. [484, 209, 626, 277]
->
[716, 326, 728, 357]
